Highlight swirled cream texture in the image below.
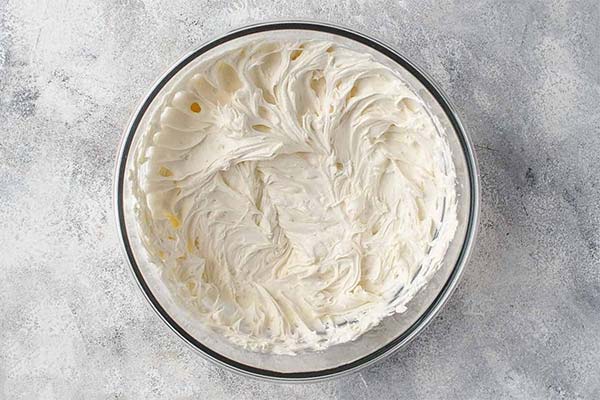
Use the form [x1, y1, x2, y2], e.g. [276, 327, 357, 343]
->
[132, 40, 457, 354]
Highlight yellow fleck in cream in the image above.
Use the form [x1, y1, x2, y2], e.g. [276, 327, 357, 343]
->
[190, 102, 201, 113]
[290, 48, 303, 60]
[158, 166, 173, 177]
[252, 124, 271, 133]
[187, 239, 196, 253]
[186, 280, 197, 293]
[165, 212, 181, 229]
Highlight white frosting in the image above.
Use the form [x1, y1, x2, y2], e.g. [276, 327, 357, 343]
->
[131, 40, 457, 354]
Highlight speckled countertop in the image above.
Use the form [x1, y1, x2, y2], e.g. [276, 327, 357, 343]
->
[1, 1, 599, 399]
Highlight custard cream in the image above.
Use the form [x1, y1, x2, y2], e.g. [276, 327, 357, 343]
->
[132, 40, 457, 354]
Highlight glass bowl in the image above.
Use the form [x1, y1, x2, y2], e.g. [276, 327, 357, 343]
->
[114, 21, 480, 382]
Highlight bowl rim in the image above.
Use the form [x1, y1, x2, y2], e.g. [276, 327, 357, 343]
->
[113, 19, 480, 382]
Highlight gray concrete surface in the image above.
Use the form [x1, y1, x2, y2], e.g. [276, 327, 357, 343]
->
[1, 0, 599, 398]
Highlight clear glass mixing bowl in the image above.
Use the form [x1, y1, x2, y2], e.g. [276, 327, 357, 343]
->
[114, 21, 480, 382]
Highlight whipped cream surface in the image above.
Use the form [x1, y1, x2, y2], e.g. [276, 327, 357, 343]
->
[131, 39, 458, 354]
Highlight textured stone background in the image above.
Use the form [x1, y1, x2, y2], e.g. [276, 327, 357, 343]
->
[1, 0, 599, 398]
